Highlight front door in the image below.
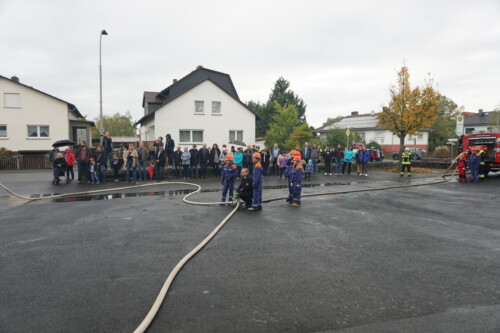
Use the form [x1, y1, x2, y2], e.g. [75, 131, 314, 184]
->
[72, 126, 88, 145]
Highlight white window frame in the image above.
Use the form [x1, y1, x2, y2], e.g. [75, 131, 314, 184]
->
[0, 124, 7, 138]
[27, 125, 50, 139]
[212, 101, 221, 114]
[4, 93, 21, 108]
[179, 130, 204, 143]
[194, 101, 204, 114]
[229, 130, 243, 142]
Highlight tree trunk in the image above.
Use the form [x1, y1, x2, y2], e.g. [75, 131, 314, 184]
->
[399, 134, 406, 155]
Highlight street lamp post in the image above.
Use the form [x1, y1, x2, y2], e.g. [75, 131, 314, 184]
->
[99, 29, 108, 138]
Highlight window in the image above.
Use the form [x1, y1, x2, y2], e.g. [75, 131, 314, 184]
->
[229, 130, 243, 142]
[179, 130, 203, 143]
[195, 101, 204, 113]
[192, 130, 203, 142]
[4, 93, 20, 108]
[180, 130, 191, 143]
[0, 125, 6, 137]
[28, 125, 50, 138]
[212, 101, 221, 114]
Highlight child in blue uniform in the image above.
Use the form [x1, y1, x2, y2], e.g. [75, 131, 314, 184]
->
[248, 152, 263, 211]
[221, 155, 238, 203]
[468, 147, 480, 183]
[290, 155, 304, 207]
[285, 150, 296, 202]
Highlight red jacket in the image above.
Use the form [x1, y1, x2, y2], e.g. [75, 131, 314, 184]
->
[65, 149, 75, 166]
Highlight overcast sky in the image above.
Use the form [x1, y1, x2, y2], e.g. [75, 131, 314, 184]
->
[1, 0, 499, 128]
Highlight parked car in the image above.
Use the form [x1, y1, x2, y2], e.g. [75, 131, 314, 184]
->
[392, 148, 427, 160]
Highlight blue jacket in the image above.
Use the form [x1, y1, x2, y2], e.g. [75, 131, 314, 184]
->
[468, 154, 480, 169]
[344, 149, 354, 162]
[291, 164, 304, 184]
[233, 152, 243, 167]
[359, 150, 370, 163]
[221, 163, 238, 181]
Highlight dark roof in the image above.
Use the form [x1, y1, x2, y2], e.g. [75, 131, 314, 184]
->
[464, 111, 495, 126]
[142, 91, 162, 107]
[0, 74, 84, 119]
[135, 67, 256, 126]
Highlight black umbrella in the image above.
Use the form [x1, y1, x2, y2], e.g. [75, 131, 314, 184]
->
[229, 140, 246, 147]
[52, 140, 75, 148]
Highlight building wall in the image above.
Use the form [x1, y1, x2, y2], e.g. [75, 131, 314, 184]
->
[0, 78, 70, 152]
[319, 129, 428, 154]
[150, 80, 255, 147]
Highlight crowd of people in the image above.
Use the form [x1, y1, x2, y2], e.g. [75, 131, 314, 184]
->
[49, 133, 389, 186]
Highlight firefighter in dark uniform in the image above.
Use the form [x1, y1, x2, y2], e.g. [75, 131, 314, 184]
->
[400, 147, 412, 177]
[248, 152, 263, 211]
[478, 146, 487, 182]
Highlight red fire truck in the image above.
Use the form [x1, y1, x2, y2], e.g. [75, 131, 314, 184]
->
[459, 132, 500, 176]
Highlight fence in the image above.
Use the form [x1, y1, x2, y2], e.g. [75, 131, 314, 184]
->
[0, 155, 51, 170]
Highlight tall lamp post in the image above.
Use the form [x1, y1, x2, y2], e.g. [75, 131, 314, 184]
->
[99, 29, 108, 138]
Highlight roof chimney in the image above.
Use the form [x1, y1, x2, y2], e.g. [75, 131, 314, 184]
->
[173, 79, 178, 84]
[196, 65, 203, 69]
[478, 109, 483, 115]
[11, 76, 19, 82]
[351, 111, 359, 116]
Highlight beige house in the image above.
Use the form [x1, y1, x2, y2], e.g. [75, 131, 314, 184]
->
[0, 75, 94, 153]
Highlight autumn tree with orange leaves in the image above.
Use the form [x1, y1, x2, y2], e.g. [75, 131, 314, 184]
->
[378, 66, 441, 154]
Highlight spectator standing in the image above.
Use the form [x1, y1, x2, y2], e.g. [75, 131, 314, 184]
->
[233, 147, 244, 177]
[272, 143, 280, 175]
[343, 146, 354, 175]
[302, 142, 311, 163]
[219, 148, 228, 167]
[190, 145, 200, 178]
[334, 144, 344, 175]
[155, 146, 166, 181]
[89, 158, 98, 184]
[93, 145, 106, 183]
[181, 147, 191, 179]
[243, 145, 254, 174]
[64, 148, 75, 181]
[124, 144, 138, 183]
[76, 141, 91, 183]
[260, 146, 271, 177]
[322, 145, 333, 175]
[137, 141, 148, 182]
[278, 150, 289, 180]
[49, 147, 60, 163]
[153, 136, 164, 156]
[310, 143, 320, 175]
[173, 146, 182, 178]
[360, 146, 370, 176]
[198, 144, 210, 178]
[111, 153, 123, 182]
[102, 131, 113, 169]
[165, 134, 175, 167]
[210, 144, 221, 177]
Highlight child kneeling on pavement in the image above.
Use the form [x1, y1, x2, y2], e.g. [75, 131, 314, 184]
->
[237, 168, 253, 208]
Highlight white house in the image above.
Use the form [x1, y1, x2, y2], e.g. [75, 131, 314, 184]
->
[134, 66, 256, 147]
[315, 111, 429, 154]
[458, 109, 499, 135]
[0, 75, 94, 153]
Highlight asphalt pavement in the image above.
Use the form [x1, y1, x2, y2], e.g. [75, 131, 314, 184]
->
[0, 170, 499, 332]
